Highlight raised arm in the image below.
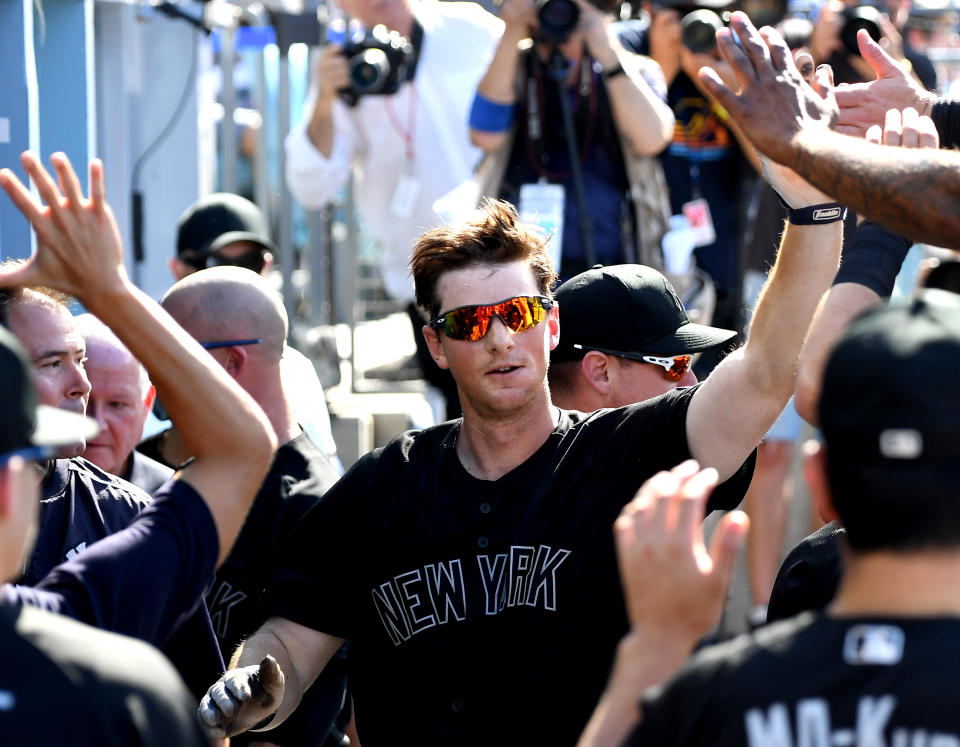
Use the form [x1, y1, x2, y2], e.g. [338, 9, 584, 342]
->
[469, 0, 535, 153]
[697, 15, 960, 249]
[795, 108, 937, 423]
[684, 33, 843, 479]
[578, 1, 674, 155]
[0, 152, 276, 565]
[198, 616, 344, 738]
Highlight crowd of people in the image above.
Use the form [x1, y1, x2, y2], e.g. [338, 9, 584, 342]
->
[2, 0, 960, 744]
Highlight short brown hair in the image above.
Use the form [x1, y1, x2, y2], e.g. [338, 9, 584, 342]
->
[410, 199, 559, 320]
[0, 261, 73, 328]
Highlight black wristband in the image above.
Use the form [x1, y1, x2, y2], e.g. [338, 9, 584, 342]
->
[776, 194, 846, 225]
[833, 221, 912, 297]
[602, 61, 626, 82]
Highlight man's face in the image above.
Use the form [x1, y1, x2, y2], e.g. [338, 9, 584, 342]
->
[607, 354, 697, 407]
[82, 343, 152, 477]
[7, 301, 90, 456]
[424, 261, 560, 418]
[171, 241, 272, 281]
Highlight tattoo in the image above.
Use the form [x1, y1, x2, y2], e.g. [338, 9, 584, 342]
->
[792, 130, 960, 248]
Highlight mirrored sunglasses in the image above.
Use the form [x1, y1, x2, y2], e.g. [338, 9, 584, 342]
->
[573, 345, 693, 382]
[429, 296, 555, 342]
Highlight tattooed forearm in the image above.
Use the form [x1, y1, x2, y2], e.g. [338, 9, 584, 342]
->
[787, 129, 960, 248]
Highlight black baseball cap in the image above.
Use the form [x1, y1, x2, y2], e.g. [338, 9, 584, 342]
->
[551, 264, 736, 362]
[176, 193, 277, 262]
[0, 325, 98, 458]
[820, 289, 960, 465]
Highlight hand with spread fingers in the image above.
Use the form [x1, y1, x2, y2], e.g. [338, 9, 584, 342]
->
[865, 106, 940, 149]
[0, 152, 127, 303]
[614, 460, 749, 644]
[834, 29, 937, 138]
[198, 656, 286, 739]
[696, 12, 838, 168]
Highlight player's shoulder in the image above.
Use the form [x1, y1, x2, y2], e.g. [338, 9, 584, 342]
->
[66, 457, 152, 507]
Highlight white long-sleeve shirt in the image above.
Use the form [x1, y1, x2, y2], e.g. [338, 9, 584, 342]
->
[285, 0, 503, 303]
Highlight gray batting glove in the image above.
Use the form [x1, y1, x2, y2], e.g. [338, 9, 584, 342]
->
[198, 655, 285, 738]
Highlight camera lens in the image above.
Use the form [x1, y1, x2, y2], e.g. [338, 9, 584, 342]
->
[840, 5, 882, 56]
[681, 9, 724, 54]
[349, 48, 391, 93]
[536, 0, 581, 43]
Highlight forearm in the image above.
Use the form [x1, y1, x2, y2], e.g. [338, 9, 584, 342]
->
[306, 94, 336, 157]
[795, 284, 881, 425]
[476, 27, 526, 104]
[688, 219, 842, 477]
[232, 626, 306, 728]
[787, 128, 960, 248]
[578, 629, 693, 747]
[84, 280, 274, 562]
[471, 28, 526, 151]
[607, 58, 674, 155]
[83, 280, 272, 467]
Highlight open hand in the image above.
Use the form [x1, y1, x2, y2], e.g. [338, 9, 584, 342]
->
[697, 12, 838, 167]
[834, 29, 936, 137]
[0, 152, 127, 303]
[614, 461, 749, 643]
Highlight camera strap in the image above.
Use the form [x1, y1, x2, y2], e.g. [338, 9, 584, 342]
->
[385, 85, 417, 164]
[522, 50, 597, 181]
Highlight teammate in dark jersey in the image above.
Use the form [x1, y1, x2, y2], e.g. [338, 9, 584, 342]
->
[0, 150, 277, 742]
[581, 290, 960, 747]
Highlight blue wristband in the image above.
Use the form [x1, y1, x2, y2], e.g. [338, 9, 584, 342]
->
[469, 92, 515, 133]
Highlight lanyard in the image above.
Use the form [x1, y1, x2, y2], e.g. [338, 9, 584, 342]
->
[523, 49, 598, 182]
[385, 84, 417, 164]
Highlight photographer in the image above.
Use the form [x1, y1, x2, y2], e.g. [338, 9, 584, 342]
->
[640, 0, 752, 338]
[285, 0, 503, 417]
[469, 0, 674, 279]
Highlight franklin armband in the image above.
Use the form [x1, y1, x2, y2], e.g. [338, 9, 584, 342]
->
[776, 194, 847, 225]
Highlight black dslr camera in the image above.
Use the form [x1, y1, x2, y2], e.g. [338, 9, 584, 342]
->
[338, 25, 415, 106]
[840, 4, 883, 56]
[653, 0, 786, 55]
[535, 0, 581, 43]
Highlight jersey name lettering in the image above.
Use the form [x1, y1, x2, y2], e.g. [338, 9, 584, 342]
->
[744, 695, 958, 747]
[371, 545, 571, 646]
[207, 580, 248, 639]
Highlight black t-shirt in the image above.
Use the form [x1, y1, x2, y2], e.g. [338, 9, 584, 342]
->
[22, 458, 150, 586]
[264, 386, 755, 746]
[766, 521, 845, 624]
[207, 432, 347, 747]
[2, 478, 218, 647]
[629, 612, 960, 746]
[0, 603, 207, 746]
[124, 450, 174, 495]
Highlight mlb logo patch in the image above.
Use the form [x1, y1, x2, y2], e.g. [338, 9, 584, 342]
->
[843, 625, 905, 665]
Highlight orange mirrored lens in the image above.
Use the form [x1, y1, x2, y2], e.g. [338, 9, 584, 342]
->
[441, 297, 548, 341]
[665, 355, 693, 382]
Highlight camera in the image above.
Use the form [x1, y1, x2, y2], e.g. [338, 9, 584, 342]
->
[652, 0, 786, 55]
[535, 0, 581, 43]
[840, 5, 883, 56]
[338, 25, 415, 106]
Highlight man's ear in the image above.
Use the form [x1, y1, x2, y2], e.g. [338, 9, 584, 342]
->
[143, 383, 157, 412]
[581, 351, 613, 396]
[0, 463, 14, 522]
[803, 440, 840, 524]
[170, 258, 193, 281]
[223, 345, 249, 379]
[423, 325, 449, 370]
[548, 302, 561, 351]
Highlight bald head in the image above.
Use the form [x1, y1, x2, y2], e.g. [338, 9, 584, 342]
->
[161, 267, 288, 361]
